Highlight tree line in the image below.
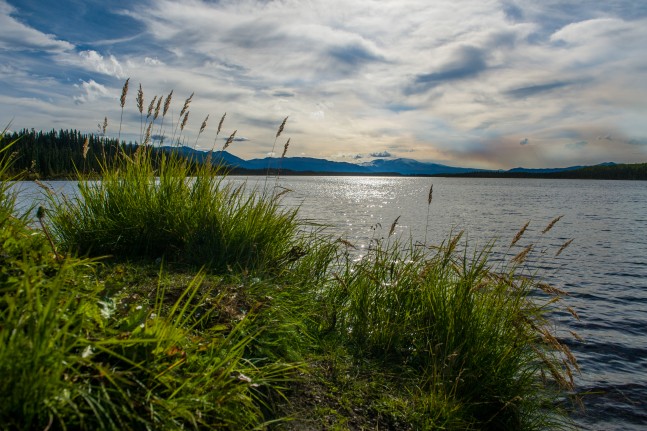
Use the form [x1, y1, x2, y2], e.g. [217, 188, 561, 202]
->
[437, 163, 647, 180]
[2, 129, 141, 178]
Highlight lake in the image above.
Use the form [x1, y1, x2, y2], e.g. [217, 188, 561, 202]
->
[15, 176, 647, 430]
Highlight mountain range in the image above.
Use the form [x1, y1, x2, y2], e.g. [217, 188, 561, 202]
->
[165, 146, 613, 176]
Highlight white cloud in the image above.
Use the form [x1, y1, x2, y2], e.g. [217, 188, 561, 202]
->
[78, 50, 125, 78]
[73, 80, 111, 104]
[550, 18, 629, 46]
[0, 1, 73, 51]
[144, 57, 163, 66]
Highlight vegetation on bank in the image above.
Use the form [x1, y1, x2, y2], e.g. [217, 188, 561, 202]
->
[1, 81, 581, 429]
[438, 163, 647, 180]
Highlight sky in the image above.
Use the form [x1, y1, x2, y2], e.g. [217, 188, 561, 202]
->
[1, 0, 647, 169]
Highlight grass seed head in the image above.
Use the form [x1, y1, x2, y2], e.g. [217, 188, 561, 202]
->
[427, 183, 433, 205]
[556, 238, 574, 256]
[512, 244, 533, 264]
[276, 116, 288, 138]
[223, 130, 237, 150]
[144, 122, 152, 145]
[199, 115, 209, 135]
[82, 137, 89, 159]
[163, 90, 173, 117]
[542, 215, 563, 234]
[217, 113, 226, 136]
[180, 112, 189, 131]
[180, 92, 194, 119]
[136, 84, 144, 114]
[154, 96, 162, 120]
[389, 215, 401, 237]
[120, 78, 130, 108]
[147, 95, 157, 119]
[510, 221, 530, 247]
[281, 138, 290, 158]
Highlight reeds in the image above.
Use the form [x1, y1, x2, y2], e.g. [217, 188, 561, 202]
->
[136, 83, 144, 141]
[325, 233, 579, 429]
[117, 77, 129, 145]
[172, 92, 194, 145]
[424, 182, 433, 244]
[510, 220, 530, 247]
[265, 117, 289, 188]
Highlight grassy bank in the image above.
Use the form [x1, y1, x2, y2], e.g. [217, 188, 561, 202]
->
[1, 91, 580, 429]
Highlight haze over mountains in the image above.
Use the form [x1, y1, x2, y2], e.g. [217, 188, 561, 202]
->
[170, 146, 602, 176]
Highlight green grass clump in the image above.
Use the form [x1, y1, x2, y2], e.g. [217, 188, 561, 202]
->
[48, 149, 302, 274]
[0, 218, 296, 429]
[322, 232, 578, 429]
[0, 238, 292, 429]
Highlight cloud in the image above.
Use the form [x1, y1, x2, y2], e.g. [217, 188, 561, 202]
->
[144, 57, 163, 66]
[73, 79, 111, 104]
[223, 136, 249, 142]
[550, 18, 630, 46]
[505, 81, 571, 99]
[78, 50, 125, 78]
[370, 151, 393, 158]
[310, 110, 325, 120]
[627, 138, 647, 147]
[566, 140, 588, 149]
[519, 138, 529, 146]
[328, 43, 385, 67]
[273, 90, 295, 98]
[0, 1, 73, 51]
[406, 45, 488, 94]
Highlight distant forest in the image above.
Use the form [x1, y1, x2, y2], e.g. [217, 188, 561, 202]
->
[1, 128, 646, 180]
[2, 129, 139, 178]
[438, 163, 647, 180]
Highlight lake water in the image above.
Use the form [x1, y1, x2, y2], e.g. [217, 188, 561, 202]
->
[14, 176, 647, 430]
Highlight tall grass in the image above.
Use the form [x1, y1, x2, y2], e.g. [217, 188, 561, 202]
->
[48, 149, 303, 274]
[0, 238, 292, 429]
[1, 132, 302, 429]
[324, 231, 578, 429]
[0, 128, 19, 218]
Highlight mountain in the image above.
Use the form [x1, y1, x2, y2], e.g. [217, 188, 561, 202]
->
[158, 147, 633, 178]
[360, 158, 479, 175]
[241, 156, 479, 175]
[160, 146, 248, 167]
[244, 157, 371, 173]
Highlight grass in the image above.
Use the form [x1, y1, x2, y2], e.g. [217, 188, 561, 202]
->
[1, 87, 581, 429]
[48, 148, 305, 275]
[320, 233, 577, 429]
